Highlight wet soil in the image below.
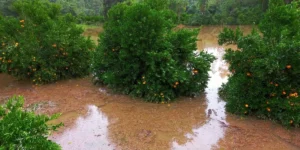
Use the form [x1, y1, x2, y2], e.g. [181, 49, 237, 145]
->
[0, 25, 300, 150]
[82, 26, 103, 44]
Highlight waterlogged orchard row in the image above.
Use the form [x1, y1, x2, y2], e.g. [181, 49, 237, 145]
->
[1, 25, 300, 150]
[0, 0, 300, 149]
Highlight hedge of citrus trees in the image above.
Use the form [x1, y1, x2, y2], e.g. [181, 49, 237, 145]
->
[0, 0, 95, 84]
[92, 1, 214, 102]
[219, 0, 300, 127]
[0, 96, 62, 149]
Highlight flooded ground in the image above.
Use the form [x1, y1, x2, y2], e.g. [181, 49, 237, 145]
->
[0, 25, 300, 150]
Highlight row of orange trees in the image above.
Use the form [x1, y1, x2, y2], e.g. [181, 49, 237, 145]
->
[219, 0, 300, 127]
[0, 0, 213, 149]
[0, 0, 214, 102]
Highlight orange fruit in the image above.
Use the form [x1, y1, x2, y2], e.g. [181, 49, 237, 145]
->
[286, 65, 292, 69]
[245, 104, 249, 108]
[193, 69, 198, 74]
[175, 82, 179, 85]
[275, 84, 278, 87]
[143, 81, 146, 84]
[290, 120, 293, 124]
[282, 91, 286, 95]
[247, 72, 251, 76]
[267, 107, 271, 112]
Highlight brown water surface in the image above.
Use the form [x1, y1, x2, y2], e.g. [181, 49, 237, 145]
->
[0, 25, 300, 150]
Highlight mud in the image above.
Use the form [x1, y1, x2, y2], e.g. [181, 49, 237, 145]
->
[83, 26, 103, 44]
[0, 25, 300, 150]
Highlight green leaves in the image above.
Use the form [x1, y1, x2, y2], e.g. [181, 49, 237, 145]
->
[92, 1, 214, 102]
[0, 96, 62, 150]
[219, 0, 300, 127]
[0, 0, 95, 84]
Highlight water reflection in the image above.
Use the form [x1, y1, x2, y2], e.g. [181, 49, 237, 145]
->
[172, 48, 228, 150]
[52, 105, 113, 150]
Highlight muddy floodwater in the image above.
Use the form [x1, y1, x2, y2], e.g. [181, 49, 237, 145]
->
[1, 26, 300, 150]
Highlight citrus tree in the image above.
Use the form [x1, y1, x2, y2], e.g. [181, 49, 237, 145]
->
[219, 0, 300, 127]
[92, 1, 214, 102]
[0, 96, 62, 149]
[0, 0, 95, 84]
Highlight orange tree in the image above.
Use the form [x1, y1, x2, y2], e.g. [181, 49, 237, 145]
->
[219, 0, 300, 127]
[0, 96, 62, 149]
[92, 1, 214, 102]
[0, 0, 94, 84]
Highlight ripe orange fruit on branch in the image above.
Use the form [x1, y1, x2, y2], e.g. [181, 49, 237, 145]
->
[193, 69, 198, 74]
[245, 104, 249, 108]
[286, 65, 292, 69]
[246, 72, 251, 76]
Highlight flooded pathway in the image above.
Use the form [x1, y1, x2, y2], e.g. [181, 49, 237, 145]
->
[1, 26, 300, 150]
[172, 48, 228, 150]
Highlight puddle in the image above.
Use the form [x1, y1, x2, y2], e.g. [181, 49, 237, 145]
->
[172, 48, 228, 150]
[1, 25, 300, 150]
[51, 105, 112, 150]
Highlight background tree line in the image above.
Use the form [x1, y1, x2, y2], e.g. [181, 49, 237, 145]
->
[0, 0, 295, 25]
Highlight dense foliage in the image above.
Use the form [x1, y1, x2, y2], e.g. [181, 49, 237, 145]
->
[219, 0, 300, 127]
[1, 0, 269, 25]
[0, 96, 62, 149]
[92, 1, 214, 102]
[185, 0, 266, 25]
[0, 0, 94, 84]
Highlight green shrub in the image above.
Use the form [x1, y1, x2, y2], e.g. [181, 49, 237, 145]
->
[219, 0, 300, 127]
[92, 2, 214, 102]
[0, 96, 62, 149]
[0, 0, 95, 84]
[77, 15, 104, 25]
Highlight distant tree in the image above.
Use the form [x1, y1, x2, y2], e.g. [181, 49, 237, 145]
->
[103, 0, 124, 17]
[0, 0, 17, 16]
